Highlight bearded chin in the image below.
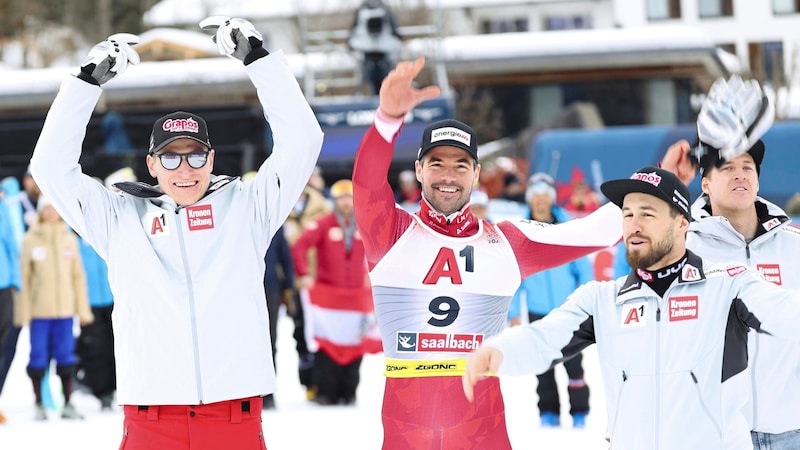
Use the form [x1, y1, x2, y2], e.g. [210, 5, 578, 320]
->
[626, 239, 674, 270]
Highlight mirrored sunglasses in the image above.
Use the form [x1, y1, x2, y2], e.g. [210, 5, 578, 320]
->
[153, 151, 209, 170]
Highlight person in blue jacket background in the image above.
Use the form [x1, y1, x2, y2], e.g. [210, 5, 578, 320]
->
[507, 173, 595, 428]
[0, 184, 21, 423]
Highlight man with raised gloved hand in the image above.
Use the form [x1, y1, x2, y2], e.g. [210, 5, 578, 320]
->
[665, 77, 800, 450]
[30, 17, 323, 450]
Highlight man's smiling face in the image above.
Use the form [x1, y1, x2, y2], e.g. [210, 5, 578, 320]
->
[146, 138, 214, 206]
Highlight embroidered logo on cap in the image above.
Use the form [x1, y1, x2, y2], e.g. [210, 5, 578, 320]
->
[430, 127, 471, 147]
[163, 118, 200, 134]
[630, 171, 662, 187]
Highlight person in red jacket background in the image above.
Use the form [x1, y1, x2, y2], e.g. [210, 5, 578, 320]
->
[292, 179, 381, 406]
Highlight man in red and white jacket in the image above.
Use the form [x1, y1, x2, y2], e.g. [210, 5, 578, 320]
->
[352, 58, 630, 449]
[292, 179, 381, 406]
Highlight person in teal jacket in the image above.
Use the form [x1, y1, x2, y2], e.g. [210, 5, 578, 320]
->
[0, 186, 21, 424]
[507, 173, 595, 428]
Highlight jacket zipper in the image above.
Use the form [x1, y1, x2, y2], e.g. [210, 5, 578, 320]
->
[655, 302, 661, 450]
[745, 243, 759, 429]
[174, 208, 205, 403]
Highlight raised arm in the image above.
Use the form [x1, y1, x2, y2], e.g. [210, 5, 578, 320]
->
[200, 17, 324, 243]
[352, 57, 439, 268]
[29, 35, 141, 256]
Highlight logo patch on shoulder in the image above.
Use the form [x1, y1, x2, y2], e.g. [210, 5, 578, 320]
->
[726, 265, 746, 277]
[186, 205, 214, 231]
[669, 296, 698, 321]
[620, 302, 648, 327]
[147, 211, 170, 237]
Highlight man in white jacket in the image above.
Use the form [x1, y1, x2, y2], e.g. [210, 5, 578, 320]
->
[668, 136, 800, 450]
[29, 17, 323, 450]
[464, 166, 800, 450]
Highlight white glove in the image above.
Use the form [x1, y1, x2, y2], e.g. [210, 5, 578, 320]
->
[78, 33, 140, 86]
[199, 16, 266, 64]
[696, 75, 774, 161]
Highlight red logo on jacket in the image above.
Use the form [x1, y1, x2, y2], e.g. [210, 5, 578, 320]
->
[726, 265, 746, 277]
[668, 296, 698, 321]
[186, 205, 214, 231]
[756, 264, 782, 285]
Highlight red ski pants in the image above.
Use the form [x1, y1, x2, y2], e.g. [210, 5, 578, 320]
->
[119, 396, 266, 450]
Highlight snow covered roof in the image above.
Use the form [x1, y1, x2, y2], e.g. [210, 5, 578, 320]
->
[142, 0, 546, 27]
[0, 24, 732, 113]
[137, 28, 219, 54]
[408, 24, 735, 75]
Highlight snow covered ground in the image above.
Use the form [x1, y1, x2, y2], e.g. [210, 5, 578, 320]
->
[1, 310, 610, 449]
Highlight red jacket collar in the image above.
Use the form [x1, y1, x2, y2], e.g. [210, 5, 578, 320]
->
[416, 198, 480, 237]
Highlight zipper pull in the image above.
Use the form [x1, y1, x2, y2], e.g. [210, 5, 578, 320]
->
[656, 307, 661, 322]
[622, 370, 627, 381]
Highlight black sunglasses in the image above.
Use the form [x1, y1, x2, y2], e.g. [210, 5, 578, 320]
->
[151, 150, 210, 170]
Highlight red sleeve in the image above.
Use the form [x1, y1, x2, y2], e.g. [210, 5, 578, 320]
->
[291, 218, 324, 277]
[497, 203, 623, 278]
[353, 124, 413, 270]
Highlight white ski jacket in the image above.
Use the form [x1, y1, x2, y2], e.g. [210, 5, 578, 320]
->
[29, 51, 324, 405]
[688, 195, 800, 434]
[487, 251, 800, 450]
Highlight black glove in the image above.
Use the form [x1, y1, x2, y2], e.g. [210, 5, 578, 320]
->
[78, 33, 140, 86]
[199, 16, 268, 65]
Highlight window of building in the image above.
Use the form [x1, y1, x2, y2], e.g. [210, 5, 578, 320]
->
[648, 0, 681, 20]
[479, 18, 529, 34]
[543, 15, 592, 31]
[749, 41, 785, 85]
[699, 0, 734, 17]
[774, 0, 800, 14]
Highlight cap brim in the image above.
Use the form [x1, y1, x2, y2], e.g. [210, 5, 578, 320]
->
[151, 136, 211, 154]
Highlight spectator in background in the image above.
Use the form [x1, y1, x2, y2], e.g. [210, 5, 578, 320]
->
[0, 170, 39, 400]
[262, 224, 294, 410]
[507, 172, 594, 428]
[469, 189, 490, 221]
[20, 170, 40, 230]
[283, 181, 332, 400]
[492, 157, 528, 204]
[308, 165, 331, 199]
[292, 180, 381, 406]
[394, 169, 421, 210]
[562, 167, 600, 216]
[17, 196, 93, 420]
[347, 0, 402, 95]
[0, 185, 21, 424]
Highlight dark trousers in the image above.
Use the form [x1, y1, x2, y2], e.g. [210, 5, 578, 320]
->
[265, 290, 281, 368]
[290, 291, 314, 388]
[76, 305, 116, 398]
[313, 351, 362, 404]
[0, 287, 12, 394]
[0, 325, 20, 395]
[530, 312, 590, 416]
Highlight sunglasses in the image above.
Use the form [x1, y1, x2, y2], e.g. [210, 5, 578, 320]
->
[151, 150, 210, 170]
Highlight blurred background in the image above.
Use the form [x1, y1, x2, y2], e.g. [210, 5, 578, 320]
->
[1, 0, 799, 214]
